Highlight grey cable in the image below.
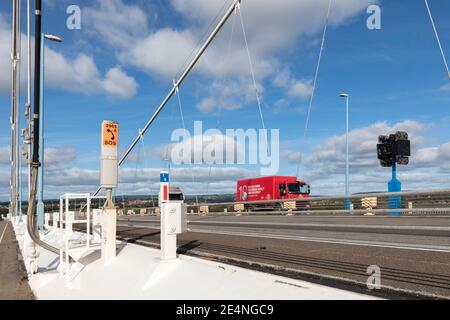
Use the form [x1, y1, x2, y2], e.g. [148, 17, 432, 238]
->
[424, 0, 450, 79]
[296, 0, 333, 178]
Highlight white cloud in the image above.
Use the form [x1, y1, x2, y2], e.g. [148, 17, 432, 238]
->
[0, 14, 137, 100]
[282, 150, 303, 164]
[196, 78, 263, 113]
[0, 146, 76, 168]
[82, 0, 375, 111]
[0, 165, 256, 200]
[273, 68, 313, 100]
[101, 67, 138, 100]
[288, 80, 313, 99]
[44, 147, 77, 168]
[118, 28, 197, 79]
[44, 50, 138, 100]
[306, 120, 428, 175]
[154, 134, 244, 165]
[0, 16, 13, 94]
[84, 0, 149, 48]
[0, 146, 9, 165]
[441, 83, 450, 91]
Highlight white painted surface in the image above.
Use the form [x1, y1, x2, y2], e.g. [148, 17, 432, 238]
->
[22, 228, 378, 300]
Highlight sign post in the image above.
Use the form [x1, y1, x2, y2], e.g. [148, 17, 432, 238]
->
[377, 131, 410, 216]
[100, 120, 118, 264]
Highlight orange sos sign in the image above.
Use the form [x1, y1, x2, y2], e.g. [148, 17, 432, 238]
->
[103, 122, 118, 147]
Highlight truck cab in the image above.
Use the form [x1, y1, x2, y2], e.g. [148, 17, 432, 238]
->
[278, 181, 310, 199]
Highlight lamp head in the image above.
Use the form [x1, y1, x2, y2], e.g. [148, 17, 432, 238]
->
[44, 34, 62, 43]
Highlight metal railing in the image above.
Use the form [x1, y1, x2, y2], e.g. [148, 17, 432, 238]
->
[115, 189, 450, 217]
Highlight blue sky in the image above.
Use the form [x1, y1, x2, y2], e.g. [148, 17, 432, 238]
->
[1, 0, 450, 200]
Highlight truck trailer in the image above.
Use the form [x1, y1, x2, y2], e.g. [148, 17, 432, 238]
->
[236, 176, 310, 211]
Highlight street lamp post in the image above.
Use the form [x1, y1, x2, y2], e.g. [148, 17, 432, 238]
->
[339, 93, 350, 212]
[36, 33, 62, 231]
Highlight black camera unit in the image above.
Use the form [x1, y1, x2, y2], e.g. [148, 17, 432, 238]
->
[377, 131, 411, 167]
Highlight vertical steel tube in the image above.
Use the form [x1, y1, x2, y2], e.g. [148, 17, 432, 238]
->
[33, 0, 42, 165]
[10, 0, 21, 220]
[36, 34, 45, 230]
[345, 96, 350, 211]
[27, 0, 32, 207]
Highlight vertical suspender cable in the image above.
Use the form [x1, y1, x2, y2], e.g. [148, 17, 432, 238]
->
[238, 6, 266, 131]
[205, 11, 237, 203]
[424, 0, 450, 79]
[174, 86, 199, 205]
[296, 0, 333, 178]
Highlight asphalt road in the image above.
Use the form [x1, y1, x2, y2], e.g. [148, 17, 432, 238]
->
[118, 215, 450, 251]
[114, 215, 450, 298]
[0, 221, 35, 300]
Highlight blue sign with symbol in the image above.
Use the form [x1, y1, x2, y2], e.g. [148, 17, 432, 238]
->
[160, 172, 169, 183]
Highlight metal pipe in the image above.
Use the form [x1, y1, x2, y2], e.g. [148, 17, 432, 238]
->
[345, 95, 349, 204]
[16, 0, 22, 222]
[26, 0, 63, 259]
[36, 33, 45, 229]
[26, 0, 32, 206]
[32, 0, 42, 165]
[92, 0, 242, 197]
[10, 0, 21, 221]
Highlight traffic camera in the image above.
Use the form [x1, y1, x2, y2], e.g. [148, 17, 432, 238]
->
[377, 131, 410, 167]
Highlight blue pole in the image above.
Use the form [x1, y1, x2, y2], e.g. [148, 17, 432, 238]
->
[388, 157, 402, 216]
[36, 34, 45, 230]
[345, 96, 350, 212]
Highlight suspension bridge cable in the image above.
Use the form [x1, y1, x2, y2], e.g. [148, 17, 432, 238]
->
[295, 0, 333, 178]
[132, 132, 144, 195]
[163, 98, 178, 174]
[424, 0, 450, 79]
[238, 5, 266, 131]
[205, 10, 238, 203]
[140, 134, 156, 207]
[175, 84, 199, 205]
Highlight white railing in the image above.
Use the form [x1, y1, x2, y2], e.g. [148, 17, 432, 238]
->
[58, 193, 106, 284]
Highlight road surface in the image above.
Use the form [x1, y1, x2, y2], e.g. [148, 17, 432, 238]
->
[0, 221, 35, 300]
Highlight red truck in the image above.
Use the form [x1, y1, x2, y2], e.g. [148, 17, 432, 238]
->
[236, 176, 310, 210]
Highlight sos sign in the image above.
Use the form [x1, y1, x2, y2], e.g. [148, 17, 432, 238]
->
[103, 121, 118, 147]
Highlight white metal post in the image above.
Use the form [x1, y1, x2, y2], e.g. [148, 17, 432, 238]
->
[59, 196, 63, 230]
[87, 194, 90, 249]
[65, 194, 69, 227]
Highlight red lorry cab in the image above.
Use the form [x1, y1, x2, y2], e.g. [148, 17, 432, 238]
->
[236, 176, 310, 202]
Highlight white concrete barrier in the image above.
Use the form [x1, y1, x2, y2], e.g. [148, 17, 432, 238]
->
[92, 209, 103, 243]
[45, 213, 50, 228]
[53, 212, 59, 228]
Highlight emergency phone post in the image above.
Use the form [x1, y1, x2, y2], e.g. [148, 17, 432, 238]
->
[100, 120, 119, 263]
[159, 171, 187, 260]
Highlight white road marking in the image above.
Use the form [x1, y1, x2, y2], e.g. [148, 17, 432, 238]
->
[116, 223, 450, 253]
[187, 221, 450, 231]
[188, 229, 450, 253]
[0, 222, 8, 244]
[118, 218, 450, 231]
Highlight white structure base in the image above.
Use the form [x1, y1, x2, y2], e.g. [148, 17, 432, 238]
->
[102, 209, 117, 265]
[17, 228, 379, 300]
